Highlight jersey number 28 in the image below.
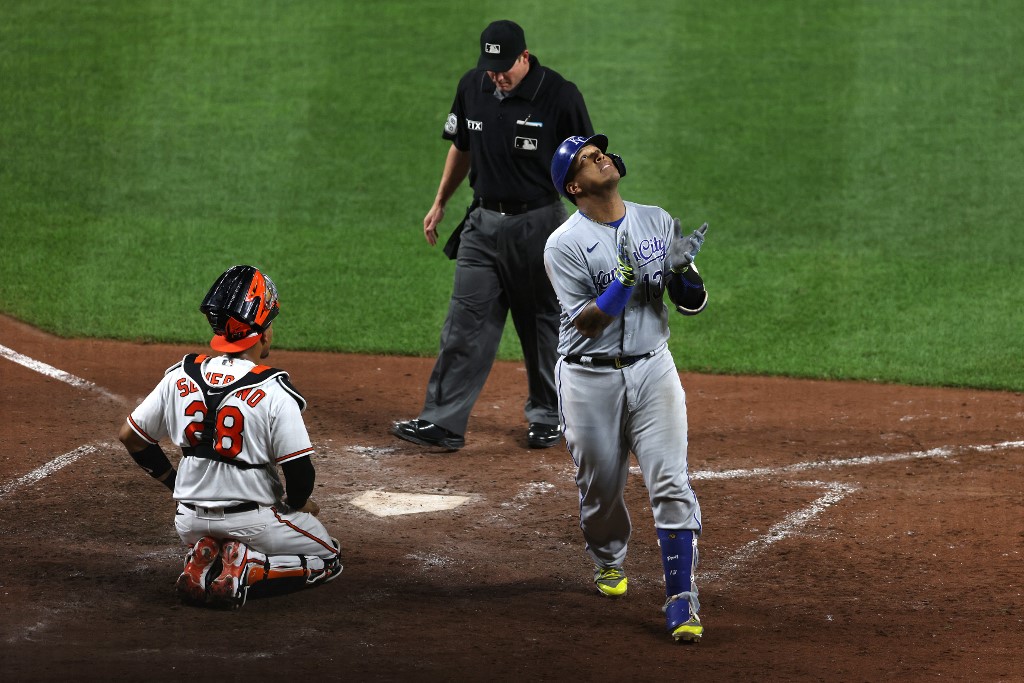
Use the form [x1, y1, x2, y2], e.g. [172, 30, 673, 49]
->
[183, 401, 245, 458]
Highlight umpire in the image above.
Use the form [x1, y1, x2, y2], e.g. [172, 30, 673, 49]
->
[392, 20, 593, 451]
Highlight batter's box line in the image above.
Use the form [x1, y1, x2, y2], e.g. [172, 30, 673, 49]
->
[689, 439, 1024, 482]
[698, 479, 857, 586]
[0, 442, 109, 500]
[0, 343, 124, 403]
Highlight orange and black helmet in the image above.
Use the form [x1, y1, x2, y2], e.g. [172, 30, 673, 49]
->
[200, 265, 280, 353]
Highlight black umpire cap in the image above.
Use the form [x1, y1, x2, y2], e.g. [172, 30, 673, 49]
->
[478, 20, 526, 72]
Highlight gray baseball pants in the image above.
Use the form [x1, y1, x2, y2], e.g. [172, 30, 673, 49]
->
[420, 201, 566, 435]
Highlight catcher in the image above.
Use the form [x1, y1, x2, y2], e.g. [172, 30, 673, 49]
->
[117, 265, 342, 608]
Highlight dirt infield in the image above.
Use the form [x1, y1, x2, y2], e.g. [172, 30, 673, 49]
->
[1, 312, 1022, 682]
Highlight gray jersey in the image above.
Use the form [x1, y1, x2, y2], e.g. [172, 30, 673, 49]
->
[543, 201, 674, 357]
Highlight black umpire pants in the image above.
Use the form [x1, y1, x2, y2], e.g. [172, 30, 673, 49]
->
[420, 201, 567, 436]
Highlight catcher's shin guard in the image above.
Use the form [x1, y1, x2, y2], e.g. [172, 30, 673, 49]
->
[208, 541, 268, 609]
[210, 541, 340, 606]
[175, 536, 222, 605]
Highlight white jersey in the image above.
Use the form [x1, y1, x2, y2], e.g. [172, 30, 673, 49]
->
[127, 354, 313, 508]
[544, 200, 674, 357]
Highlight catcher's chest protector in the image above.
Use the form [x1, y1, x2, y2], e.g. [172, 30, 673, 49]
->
[180, 353, 288, 469]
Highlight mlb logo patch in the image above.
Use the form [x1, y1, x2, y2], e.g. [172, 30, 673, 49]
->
[515, 137, 538, 151]
[485, 43, 501, 54]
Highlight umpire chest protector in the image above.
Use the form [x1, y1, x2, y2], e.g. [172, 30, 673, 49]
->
[180, 353, 304, 469]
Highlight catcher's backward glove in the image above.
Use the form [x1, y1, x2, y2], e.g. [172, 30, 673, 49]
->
[667, 220, 708, 273]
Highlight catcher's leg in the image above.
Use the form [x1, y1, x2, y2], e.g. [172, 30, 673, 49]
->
[208, 539, 342, 609]
[175, 536, 222, 606]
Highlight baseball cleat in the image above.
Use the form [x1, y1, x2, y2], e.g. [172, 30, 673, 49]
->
[527, 423, 562, 448]
[208, 541, 253, 609]
[593, 566, 628, 597]
[308, 538, 344, 585]
[670, 615, 704, 643]
[664, 595, 703, 642]
[390, 419, 465, 451]
[175, 536, 221, 605]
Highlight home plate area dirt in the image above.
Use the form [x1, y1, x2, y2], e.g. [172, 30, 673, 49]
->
[1, 314, 1022, 681]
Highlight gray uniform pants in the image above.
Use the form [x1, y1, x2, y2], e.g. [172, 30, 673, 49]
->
[556, 346, 702, 568]
[421, 202, 566, 435]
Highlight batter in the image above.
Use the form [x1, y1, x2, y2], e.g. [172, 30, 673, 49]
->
[545, 134, 710, 642]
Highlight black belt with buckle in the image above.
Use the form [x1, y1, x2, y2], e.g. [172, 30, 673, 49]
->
[181, 502, 260, 514]
[476, 193, 559, 215]
[563, 351, 656, 369]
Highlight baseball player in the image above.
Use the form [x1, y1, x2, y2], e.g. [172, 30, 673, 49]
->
[545, 134, 709, 642]
[117, 265, 342, 608]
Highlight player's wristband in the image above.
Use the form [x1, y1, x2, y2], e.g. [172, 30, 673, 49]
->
[595, 279, 634, 317]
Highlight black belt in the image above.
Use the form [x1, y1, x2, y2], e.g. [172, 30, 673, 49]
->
[476, 193, 559, 215]
[181, 502, 259, 514]
[563, 351, 656, 369]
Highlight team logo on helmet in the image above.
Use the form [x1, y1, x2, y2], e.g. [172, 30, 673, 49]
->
[551, 134, 610, 204]
[200, 265, 280, 353]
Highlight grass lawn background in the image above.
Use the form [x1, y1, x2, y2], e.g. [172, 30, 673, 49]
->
[1, 1, 1021, 390]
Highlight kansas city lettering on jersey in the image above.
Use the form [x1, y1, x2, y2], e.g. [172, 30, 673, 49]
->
[631, 236, 668, 267]
[592, 269, 616, 292]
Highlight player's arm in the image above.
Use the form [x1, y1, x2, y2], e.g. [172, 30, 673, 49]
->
[423, 144, 471, 246]
[572, 301, 619, 338]
[666, 263, 708, 316]
[280, 456, 317, 513]
[573, 229, 636, 337]
[118, 420, 176, 492]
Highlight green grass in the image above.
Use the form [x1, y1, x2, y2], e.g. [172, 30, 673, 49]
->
[1, 1, 1022, 390]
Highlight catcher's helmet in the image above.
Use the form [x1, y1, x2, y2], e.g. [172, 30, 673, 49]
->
[200, 265, 279, 353]
[550, 134, 625, 204]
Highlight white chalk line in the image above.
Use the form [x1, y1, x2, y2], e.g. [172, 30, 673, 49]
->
[0, 343, 123, 402]
[690, 439, 1024, 481]
[0, 444, 101, 499]
[686, 439, 1024, 585]
[699, 480, 857, 585]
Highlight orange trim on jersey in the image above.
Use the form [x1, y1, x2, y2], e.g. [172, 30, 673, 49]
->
[127, 415, 158, 444]
[271, 507, 338, 554]
[274, 446, 314, 464]
[251, 365, 272, 374]
[193, 354, 209, 364]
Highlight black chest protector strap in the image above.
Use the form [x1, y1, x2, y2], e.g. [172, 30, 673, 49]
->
[180, 353, 286, 469]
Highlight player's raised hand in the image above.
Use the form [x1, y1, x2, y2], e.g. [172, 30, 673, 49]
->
[668, 219, 708, 273]
[616, 228, 637, 287]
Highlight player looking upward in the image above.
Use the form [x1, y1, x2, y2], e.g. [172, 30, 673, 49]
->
[545, 134, 710, 642]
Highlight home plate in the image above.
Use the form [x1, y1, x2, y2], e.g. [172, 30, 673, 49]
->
[349, 490, 473, 517]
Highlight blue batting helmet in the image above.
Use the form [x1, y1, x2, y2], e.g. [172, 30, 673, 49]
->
[550, 134, 609, 204]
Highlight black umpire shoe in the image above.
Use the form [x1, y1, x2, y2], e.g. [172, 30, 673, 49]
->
[527, 423, 562, 449]
[390, 419, 465, 451]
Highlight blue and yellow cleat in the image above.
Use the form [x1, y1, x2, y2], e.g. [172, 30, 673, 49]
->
[670, 614, 703, 642]
[593, 566, 628, 597]
[664, 595, 703, 642]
